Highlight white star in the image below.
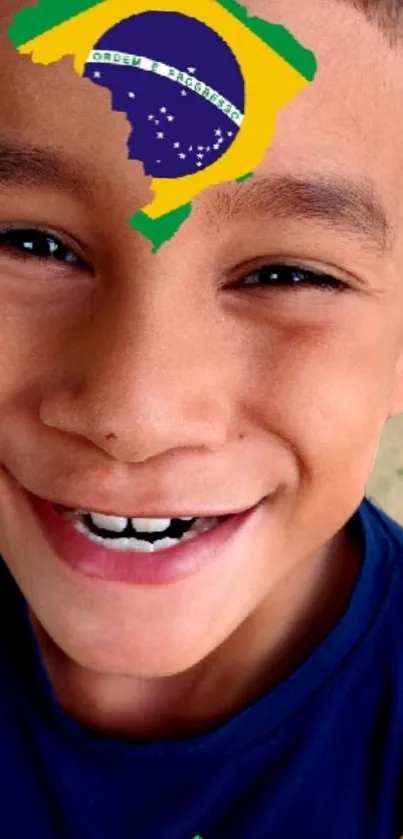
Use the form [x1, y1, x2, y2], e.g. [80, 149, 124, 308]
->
[214, 129, 222, 136]
[179, 153, 186, 159]
[197, 146, 204, 151]
[206, 147, 211, 152]
[173, 142, 180, 148]
[187, 67, 196, 74]
[167, 115, 175, 122]
[156, 160, 162, 163]
[154, 120, 160, 125]
[160, 106, 167, 114]
[188, 146, 193, 151]
[93, 71, 101, 79]
[157, 132, 165, 139]
[148, 115, 155, 121]
[196, 161, 203, 167]
[128, 91, 136, 99]
[181, 90, 187, 97]
[197, 152, 204, 159]
[213, 143, 220, 150]
[218, 137, 224, 144]
[227, 131, 233, 137]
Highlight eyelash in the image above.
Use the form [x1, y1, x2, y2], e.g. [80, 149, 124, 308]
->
[0, 227, 348, 294]
[236, 264, 347, 293]
[0, 227, 87, 268]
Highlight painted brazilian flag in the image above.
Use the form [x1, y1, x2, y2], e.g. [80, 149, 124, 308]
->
[8, 0, 317, 251]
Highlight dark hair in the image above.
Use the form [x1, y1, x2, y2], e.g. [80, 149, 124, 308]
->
[345, 0, 403, 42]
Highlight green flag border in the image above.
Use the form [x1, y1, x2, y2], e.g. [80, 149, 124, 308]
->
[7, 0, 317, 80]
[130, 202, 193, 253]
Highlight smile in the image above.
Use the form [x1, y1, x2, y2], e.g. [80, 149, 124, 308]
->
[27, 492, 263, 586]
[55, 507, 223, 554]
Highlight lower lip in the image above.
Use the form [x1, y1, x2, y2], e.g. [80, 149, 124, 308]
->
[26, 493, 260, 586]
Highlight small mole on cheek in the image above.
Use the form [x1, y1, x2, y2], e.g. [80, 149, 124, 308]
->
[106, 433, 117, 441]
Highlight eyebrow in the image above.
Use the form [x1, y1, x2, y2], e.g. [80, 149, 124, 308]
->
[207, 173, 393, 253]
[0, 142, 392, 253]
[0, 141, 94, 197]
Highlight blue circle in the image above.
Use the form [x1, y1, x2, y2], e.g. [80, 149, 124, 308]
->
[84, 11, 245, 178]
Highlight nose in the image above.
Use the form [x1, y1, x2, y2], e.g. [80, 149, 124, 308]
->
[40, 282, 232, 463]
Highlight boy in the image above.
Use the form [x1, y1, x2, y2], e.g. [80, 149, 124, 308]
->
[0, 0, 402, 836]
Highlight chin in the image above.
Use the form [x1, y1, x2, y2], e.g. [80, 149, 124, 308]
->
[31, 603, 224, 681]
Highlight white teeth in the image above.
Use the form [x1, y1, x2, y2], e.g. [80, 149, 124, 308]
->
[72, 520, 155, 552]
[89, 513, 128, 533]
[62, 514, 220, 552]
[88, 513, 191, 535]
[150, 537, 178, 550]
[66, 511, 194, 535]
[130, 517, 172, 533]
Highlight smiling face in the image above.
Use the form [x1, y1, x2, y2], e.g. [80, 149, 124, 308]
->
[0, 0, 402, 681]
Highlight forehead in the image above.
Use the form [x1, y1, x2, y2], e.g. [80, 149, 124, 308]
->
[0, 0, 402, 232]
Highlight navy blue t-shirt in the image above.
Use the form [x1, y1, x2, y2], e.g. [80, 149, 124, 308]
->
[0, 496, 403, 839]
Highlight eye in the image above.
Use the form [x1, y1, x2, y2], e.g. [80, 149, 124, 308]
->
[237, 264, 347, 293]
[0, 228, 86, 268]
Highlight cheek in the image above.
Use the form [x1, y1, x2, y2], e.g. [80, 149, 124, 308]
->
[0, 310, 49, 397]
[237, 310, 392, 480]
[0, 289, 90, 398]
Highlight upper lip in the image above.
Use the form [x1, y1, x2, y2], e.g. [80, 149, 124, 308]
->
[28, 491, 262, 520]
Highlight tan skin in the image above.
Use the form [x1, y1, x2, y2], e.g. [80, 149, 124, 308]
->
[0, 0, 402, 741]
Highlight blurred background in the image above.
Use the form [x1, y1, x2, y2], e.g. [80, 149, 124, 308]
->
[366, 414, 403, 524]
